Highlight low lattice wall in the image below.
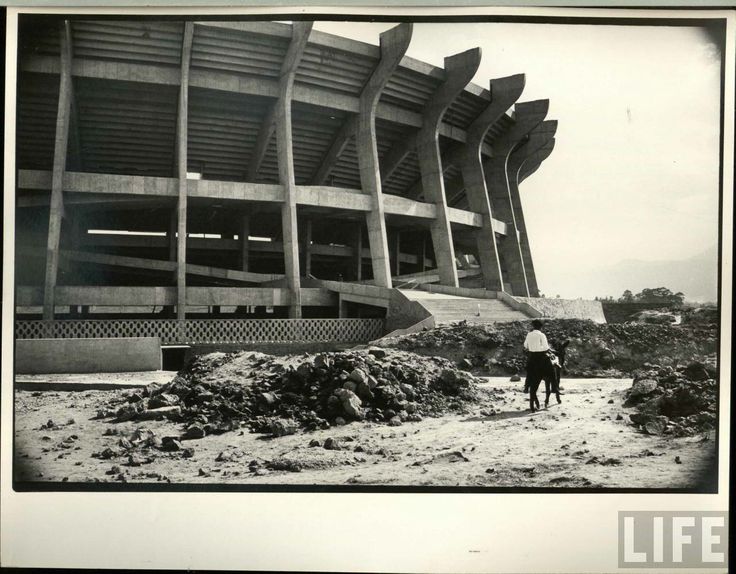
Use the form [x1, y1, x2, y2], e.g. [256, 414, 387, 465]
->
[15, 318, 384, 345]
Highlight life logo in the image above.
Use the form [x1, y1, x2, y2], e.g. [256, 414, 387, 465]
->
[618, 511, 728, 568]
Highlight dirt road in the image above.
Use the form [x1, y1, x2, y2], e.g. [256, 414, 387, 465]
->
[13, 375, 715, 489]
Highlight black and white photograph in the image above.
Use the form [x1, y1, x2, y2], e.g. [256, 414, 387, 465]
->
[1, 4, 733, 571]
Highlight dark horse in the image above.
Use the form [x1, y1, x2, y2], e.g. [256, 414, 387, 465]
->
[527, 340, 570, 412]
[543, 340, 570, 407]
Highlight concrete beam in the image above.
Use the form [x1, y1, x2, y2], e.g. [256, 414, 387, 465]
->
[485, 99, 549, 296]
[43, 21, 73, 321]
[356, 23, 413, 289]
[278, 22, 313, 317]
[248, 22, 312, 181]
[59, 249, 283, 283]
[311, 115, 357, 185]
[240, 214, 250, 272]
[22, 51, 488, 155]
[17, 286, 335, 307]
[519, 139, 555, 184]
[380, 131, 417, 184]
[507, 120, 557, 297]
[176, 23, 194, 325]
[460, 74, 525, 291]
[416, 47, 481, 287]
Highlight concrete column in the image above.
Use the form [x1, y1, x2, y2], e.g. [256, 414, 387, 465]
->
[43, 21, 73, 320]
[356, 24, 412, 288]
[303, 218, 313, 278]
[277, 22, 312, 318]
[519, 140, 555, 184]
[485, 99, 549, 296]
[459, 74, 525, 292]
[392, 230, 401, 277]
[240, 214, 250, 272]
[354, 227, 363, 281]
[507, 120, 557, 297]
[419, 235, 427, 273]
[176, 23, 194, 329]
[416, 48, 481, 287]
[168, 209, 177, 261]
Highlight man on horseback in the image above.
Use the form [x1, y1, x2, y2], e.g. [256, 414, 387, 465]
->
[523, 319, 556, 412]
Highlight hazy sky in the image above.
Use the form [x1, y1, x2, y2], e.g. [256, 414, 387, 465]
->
[315, 20, 722, 299]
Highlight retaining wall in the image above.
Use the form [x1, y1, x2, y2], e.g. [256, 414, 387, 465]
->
[515, 297, 606, 323]
[15, 337, 162, 374]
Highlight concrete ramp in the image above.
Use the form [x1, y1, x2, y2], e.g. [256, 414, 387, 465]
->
[399, 290, 529, 324]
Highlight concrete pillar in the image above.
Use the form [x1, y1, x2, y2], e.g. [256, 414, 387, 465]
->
[168, 209, 177, 263]
[354, 227, 363, 281]
[356, 24, 412, 288]
[176, 23, 194, 330]
[240, 214, 250, 272]
[507, 120, 557, 298]
[485, 99, 549, 296]
[419, 235, 427, 273]
[459, 74, 525, 292]
[303, 218, 313, 278]
[43, 21, 73, 320]
[416, 48, 481, 287]
[396, 232, 402, 276]
[277, 22, 312, 318]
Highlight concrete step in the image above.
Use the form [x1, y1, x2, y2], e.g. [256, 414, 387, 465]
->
[413, 295, 529, 324]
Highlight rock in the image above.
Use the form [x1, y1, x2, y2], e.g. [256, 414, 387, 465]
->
[349, 368, 367, 385]
[323, 437, 342, 450]
[615, 413, 624, 421]
[368, 348, 387, 359]
[683, 362, 710, 382]
[270, 419, 298, 437]
[644, 417, 669, 436]
[182, 423, 206, 440]
[608, 399, 615, 404]
[628, 379, 658, 401]
[335, 388, 364, 420]
[308, 439, 321, 448]
[458, 358, 473, 370]
[296, 362, 312, 379]
[388, 416, 403, 426]
[148, 393, 179, 409]
[675, 456, 682, 464]
[137, 406, 182, 421]
[334, 417, 347, 426]
[342, 381, 358, 393]
[95, 447, 119, 460]
[510, 374, 521, 382]
[258, 392, 278, 408]
[118, 438, 134, 450]
[161, 437, 183, 451]
[181, 447, 195, 458]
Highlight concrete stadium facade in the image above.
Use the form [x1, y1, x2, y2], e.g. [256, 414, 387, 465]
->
[15, 18, 556, 330]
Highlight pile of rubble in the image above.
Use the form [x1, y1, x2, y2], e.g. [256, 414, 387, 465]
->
[623, 355, 717, 436]
[102, 348, 486, 440]
[380, 319, 718, 377]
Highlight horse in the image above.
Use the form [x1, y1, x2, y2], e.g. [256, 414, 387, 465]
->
[543, 340, 570, 407]
[526, 339, 570, 412]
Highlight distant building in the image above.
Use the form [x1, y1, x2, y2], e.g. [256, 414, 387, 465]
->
[15, 19, 555, 335]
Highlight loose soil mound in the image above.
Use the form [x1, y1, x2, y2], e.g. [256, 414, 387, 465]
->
[378, 319, 718, 377]
[624, 356, 718, 437]
[101, 348, 490, 441]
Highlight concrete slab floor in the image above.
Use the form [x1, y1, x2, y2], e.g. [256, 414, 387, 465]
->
[15, 371, 177, 392]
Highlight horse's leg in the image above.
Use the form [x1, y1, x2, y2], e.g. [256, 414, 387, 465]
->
[555, 368, 562, 404]
[544, 378, 551, 407]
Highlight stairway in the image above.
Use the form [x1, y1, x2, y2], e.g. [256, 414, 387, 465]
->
[399, 290, 530, 324]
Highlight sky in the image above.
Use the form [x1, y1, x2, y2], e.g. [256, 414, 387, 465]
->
[314, 20, 723, 300]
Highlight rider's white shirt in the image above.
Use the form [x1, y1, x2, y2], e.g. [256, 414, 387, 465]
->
[524, 330, 550, 352]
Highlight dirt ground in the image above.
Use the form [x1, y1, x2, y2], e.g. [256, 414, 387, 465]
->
[13, 373, 716, 489]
